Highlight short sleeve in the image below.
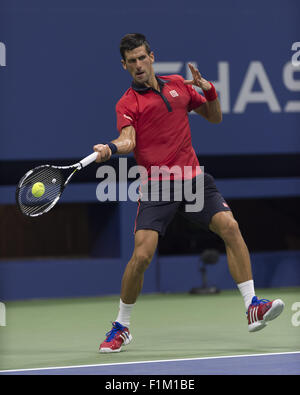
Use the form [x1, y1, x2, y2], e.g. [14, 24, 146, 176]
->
[116, 98, 137, 133]
[185, 84, 207, 112]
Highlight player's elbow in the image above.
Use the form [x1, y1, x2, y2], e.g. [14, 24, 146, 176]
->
[129, 141, 136, 152]
[215, 114, 222, 124]
[209, 113, 222, 124]
[125, 138, 136, 153]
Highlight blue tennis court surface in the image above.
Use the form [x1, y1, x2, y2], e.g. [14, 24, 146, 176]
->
[1, 352, 299, 375]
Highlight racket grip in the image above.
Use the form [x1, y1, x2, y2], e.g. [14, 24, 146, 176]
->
[79, 152, 98, 168]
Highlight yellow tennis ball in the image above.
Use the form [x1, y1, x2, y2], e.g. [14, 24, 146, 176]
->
[32, 182, 45, 198]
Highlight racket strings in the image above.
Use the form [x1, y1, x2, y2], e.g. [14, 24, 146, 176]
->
[17, 167, 65, 216]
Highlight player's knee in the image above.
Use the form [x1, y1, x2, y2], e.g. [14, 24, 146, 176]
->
[133, 250, 153, 273]
[218, 217, 240, 243]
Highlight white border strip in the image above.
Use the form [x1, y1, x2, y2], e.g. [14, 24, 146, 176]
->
[1, 351, 300, 373]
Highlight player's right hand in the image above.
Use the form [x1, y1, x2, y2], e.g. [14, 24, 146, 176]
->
[93, 144, 112, 162]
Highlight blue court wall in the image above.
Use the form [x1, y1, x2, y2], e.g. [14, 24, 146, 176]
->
[1, 252, 300, 301]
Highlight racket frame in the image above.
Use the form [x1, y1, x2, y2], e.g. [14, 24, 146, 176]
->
[16, 152, 98, 217]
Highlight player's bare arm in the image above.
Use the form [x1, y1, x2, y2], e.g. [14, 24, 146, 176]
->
[93, 125, 136, 163]
[184, 63, 222, 124]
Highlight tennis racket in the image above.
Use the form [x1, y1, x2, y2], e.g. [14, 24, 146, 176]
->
[16, 152, 98, 217]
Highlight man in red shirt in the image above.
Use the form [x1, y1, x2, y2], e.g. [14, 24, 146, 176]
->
[94, 34, 284, 352]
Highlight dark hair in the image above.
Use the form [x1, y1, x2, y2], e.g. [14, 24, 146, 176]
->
[120, 33, 151, 60]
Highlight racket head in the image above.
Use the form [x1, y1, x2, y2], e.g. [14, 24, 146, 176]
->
[16, 165, 67, 217]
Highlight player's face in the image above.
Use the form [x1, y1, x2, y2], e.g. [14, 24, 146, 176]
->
[122, 45, 155, 85]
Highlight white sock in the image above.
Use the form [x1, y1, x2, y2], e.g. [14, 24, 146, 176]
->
[115, 299, 135, 327]
[237, 280, 255, 310]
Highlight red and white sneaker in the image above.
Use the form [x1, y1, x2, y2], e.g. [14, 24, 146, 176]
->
[247, 296, 285, 332]
[99, 321, 132, 353]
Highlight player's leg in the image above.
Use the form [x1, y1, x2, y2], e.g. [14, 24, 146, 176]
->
[208, 211, 252, 284]
[209, 210, 284, 331]
[208, 210, 255, 307]
[99, 229, 159, 353]
[182, 174, 252, 286]
[182, 173, 284, 332]
[99, 189, 181, 352]
[120, 229, 159, 305]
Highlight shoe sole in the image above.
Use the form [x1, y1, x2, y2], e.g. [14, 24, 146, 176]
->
[99, 333, 133, 353]
[248, 299, 285, 332]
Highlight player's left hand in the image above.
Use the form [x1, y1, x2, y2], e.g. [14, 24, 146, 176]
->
[184, 63, 212, 91]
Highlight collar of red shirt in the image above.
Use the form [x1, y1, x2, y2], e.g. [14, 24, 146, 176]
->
[131, 75, 169, 93]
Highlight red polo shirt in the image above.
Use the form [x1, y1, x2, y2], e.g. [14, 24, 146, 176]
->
[116, 74, 206, 180]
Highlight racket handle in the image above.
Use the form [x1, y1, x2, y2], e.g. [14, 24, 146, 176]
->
[79, 152, 98, 168]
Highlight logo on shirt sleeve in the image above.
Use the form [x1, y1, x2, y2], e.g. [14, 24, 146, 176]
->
[123, 114, 133, 121]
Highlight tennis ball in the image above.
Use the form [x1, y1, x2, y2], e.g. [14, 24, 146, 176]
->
[32, 182, 45, 198]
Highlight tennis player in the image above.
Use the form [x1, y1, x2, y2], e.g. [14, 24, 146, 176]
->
[94, 34, 284, 353]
